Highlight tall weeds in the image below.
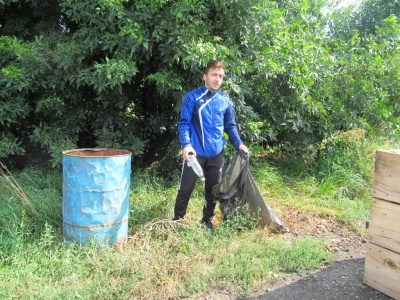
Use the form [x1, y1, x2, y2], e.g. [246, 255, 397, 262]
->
[1, 133, 397, 299]
[0, 162, 36, 213]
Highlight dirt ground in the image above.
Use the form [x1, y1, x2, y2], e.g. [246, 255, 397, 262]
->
[277, 206, 368, 260]
[207, 206, 394, 300]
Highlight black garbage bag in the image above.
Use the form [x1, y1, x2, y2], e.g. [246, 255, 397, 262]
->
[212, 151, 289, 233]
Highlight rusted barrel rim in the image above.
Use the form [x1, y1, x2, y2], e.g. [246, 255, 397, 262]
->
[62, 148, 132, 157]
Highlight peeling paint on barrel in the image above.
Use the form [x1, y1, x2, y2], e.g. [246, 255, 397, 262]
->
[62, 148, 131, 246]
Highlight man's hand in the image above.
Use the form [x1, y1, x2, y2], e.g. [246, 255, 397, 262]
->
[239, 144, 249, 154]
[182, 146, 196, 162]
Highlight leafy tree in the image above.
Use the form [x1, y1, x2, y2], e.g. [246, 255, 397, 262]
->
[1, 0, 260, 168]
[325, 3, 400, 135]
[328, 0, 400, 41]
[1, 0, 399, 171]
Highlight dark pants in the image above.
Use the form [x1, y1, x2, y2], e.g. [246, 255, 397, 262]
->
[174, 151, 224, 223]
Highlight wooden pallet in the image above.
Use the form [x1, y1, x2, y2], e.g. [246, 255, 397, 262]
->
[373, 150, 400, 204]
[368, 198, 400, 254]
[364, 150, 400, 300]
[364, 242, 400, 300]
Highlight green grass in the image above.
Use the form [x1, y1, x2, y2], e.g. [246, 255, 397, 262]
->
[0, 134, 398, 299]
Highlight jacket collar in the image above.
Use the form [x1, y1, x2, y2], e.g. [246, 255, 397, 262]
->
[201, 85, 218, 96]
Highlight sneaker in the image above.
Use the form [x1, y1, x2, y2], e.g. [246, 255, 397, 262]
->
[204, 221, 214, 231]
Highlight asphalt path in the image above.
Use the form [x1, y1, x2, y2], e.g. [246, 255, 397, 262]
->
[243, 258, 393, 300]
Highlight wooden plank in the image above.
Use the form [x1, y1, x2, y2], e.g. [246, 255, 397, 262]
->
[373, 150, 400, 204]
[368, 198, 400, 253]
[364, 242, 400, 300]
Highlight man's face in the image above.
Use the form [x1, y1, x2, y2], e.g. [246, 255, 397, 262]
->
[203, 67, 225, 92]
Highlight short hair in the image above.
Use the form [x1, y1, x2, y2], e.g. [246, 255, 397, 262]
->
[203, 61, 225, 75]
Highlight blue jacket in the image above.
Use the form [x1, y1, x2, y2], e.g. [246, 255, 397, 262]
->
[178, 86, 243, 158]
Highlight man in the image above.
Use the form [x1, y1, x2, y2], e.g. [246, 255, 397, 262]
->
[173, 61, 249, 229]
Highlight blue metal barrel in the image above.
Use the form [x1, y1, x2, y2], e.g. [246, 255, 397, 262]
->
[62, 148, 131, 246]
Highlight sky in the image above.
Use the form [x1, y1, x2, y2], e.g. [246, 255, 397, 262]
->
[337, 0, 362, 9]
